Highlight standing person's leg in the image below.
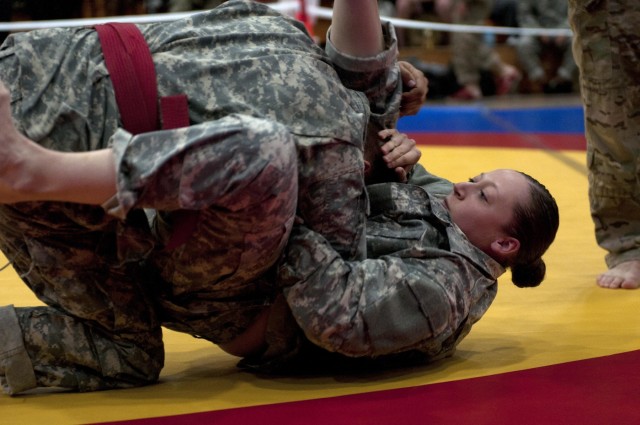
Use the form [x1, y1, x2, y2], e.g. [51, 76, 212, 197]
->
[569, 0, 640, 289]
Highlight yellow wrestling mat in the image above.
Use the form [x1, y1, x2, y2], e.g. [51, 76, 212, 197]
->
[2, 122, 640, 424]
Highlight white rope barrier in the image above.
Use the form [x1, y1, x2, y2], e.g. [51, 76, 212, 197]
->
[0, 2, 572, 38]
[380, 16, 573, 37]
[308, 5, 573, 37]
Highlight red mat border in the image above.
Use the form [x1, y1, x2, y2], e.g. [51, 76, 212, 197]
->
[96, 349, 640, 425]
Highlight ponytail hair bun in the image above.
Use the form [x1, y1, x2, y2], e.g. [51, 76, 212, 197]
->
[511, 258, 546, 288]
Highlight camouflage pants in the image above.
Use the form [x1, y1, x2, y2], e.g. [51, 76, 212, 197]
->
[569, 0, 640, 266]
[0, 203, 165, 395]
[0, 114, 298, 395]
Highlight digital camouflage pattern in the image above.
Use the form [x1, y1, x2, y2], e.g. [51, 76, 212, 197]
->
[0, 0, 401, 394]
[0, 114, 298, 394]
[569, 0, 640, 267]
[257, 165, 501, 372]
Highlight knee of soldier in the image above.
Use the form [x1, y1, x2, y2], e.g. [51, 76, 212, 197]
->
[257, 120, 298, 181]
[233, 114, 298, 199]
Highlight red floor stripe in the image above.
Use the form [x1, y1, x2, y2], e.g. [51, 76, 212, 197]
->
[96, 349, 640, 425]
[410, 132, 586, 151]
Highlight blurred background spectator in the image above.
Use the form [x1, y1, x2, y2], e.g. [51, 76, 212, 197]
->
[514, 0, 575, 94]
[390, 0, 520, 100]
[437, 0, 520, 100]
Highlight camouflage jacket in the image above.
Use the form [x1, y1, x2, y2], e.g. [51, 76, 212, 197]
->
[248, 165, 502, 372]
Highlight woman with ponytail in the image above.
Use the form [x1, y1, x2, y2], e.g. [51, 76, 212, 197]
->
[267, 160, 559, 372]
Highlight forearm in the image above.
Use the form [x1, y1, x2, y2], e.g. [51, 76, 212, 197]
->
[326, 20, 401, 130]
[0, 135, 116, 205]
[33, 146, 115, 204]
[330, 0, 384, 57]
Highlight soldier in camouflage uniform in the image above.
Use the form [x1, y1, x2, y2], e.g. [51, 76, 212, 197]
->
[0, 0, 413, 394]
[569, 0, 640, 289]
[244, 164, 559, 372]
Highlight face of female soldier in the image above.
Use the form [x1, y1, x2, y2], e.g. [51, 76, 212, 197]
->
[444, 169, 531, 260]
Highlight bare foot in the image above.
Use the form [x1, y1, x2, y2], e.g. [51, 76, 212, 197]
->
[596, 260, 640, 289]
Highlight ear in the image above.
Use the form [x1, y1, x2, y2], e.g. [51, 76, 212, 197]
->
[490, 236, 520, 259]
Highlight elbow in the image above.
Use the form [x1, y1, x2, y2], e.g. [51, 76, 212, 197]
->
[302, 320, 374, 358]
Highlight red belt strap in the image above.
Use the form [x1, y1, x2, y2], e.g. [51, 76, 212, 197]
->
[96, 23, 194, 250]
[95, 22, 189, 132]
